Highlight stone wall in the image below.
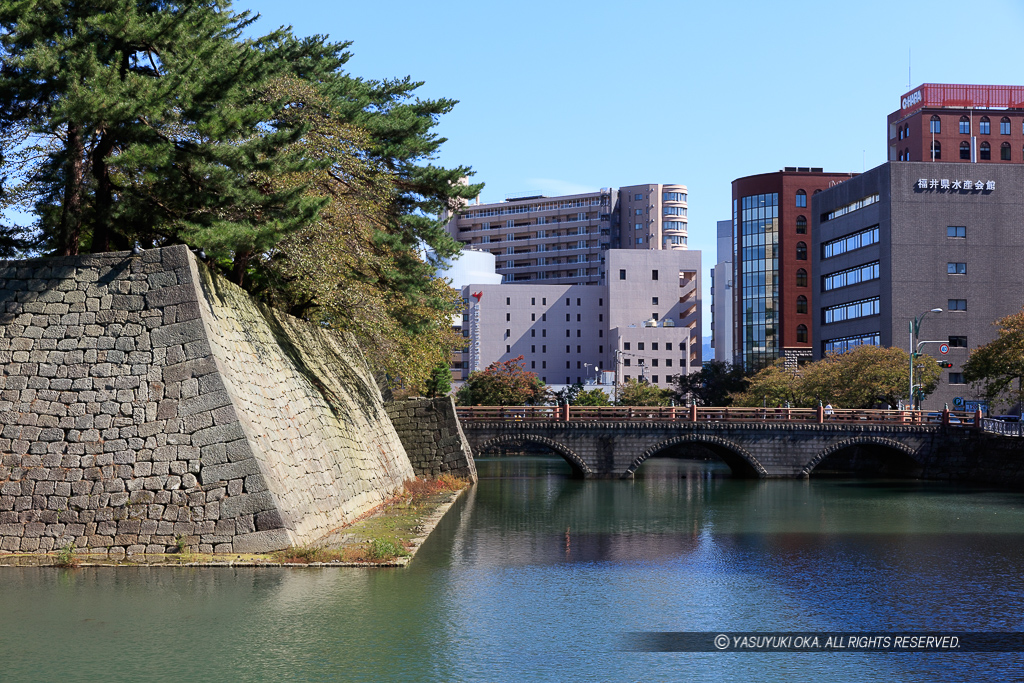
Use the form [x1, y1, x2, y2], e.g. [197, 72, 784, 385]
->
[386, 397, 477, 483]
[0, 245, 414, 556]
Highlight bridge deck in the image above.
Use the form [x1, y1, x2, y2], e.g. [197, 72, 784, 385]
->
[457, 405, 980, 427]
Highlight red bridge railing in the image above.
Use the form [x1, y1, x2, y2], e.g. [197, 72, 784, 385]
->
[455, 406, 980, 427]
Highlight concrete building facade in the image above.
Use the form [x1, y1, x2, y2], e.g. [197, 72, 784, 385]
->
[812, 160, 1024, 410]
[443, 184, 688, 286]
[460, 249, 701, 392]
[711, 219, 734, 362]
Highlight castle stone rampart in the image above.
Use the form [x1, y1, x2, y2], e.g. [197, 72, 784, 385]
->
[0, 245, 414, 556]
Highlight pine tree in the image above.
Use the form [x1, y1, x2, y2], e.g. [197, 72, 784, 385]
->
[0, 0, 322, 264]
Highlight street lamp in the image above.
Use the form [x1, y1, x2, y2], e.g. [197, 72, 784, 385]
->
[909, 308, 942, 409]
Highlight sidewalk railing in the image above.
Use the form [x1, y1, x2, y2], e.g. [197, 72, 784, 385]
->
[981, 418, 1024, 437]
[455, 406, 978, 426]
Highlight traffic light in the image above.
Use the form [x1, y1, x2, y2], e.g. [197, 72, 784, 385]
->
[938, 361, 953, 368]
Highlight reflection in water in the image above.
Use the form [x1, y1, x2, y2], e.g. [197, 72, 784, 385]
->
[2, 457, 1023, 681]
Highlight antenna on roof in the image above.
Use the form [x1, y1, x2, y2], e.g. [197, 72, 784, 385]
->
[908, 48, 911, 90]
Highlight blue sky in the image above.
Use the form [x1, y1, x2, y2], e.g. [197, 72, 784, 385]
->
[244, 0, 1023, 330]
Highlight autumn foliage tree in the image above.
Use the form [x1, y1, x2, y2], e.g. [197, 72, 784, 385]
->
[455, 356, 550, 406]
[963, 309, 1024, 409]
[731, 345, 940, 409]
[616, 378, 673, 406]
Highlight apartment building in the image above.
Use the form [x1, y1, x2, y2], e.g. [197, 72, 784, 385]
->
[460, 249, 701, 392]
[444, 184, 688, 286]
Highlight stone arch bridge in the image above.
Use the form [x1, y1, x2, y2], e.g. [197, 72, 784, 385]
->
[459, 413, 959, 479]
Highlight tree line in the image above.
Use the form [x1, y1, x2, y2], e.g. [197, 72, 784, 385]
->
[0, 0, 478, 392]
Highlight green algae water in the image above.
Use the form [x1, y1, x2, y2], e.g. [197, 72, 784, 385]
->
[3, 456, 1024, 681]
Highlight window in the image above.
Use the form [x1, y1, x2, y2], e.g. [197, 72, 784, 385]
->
[652, 313, 659, 321]
[796, 325, 808, 343]
[565, 298, 570, 306]
[624, 342, 630, 350]
[599, 298, 603, 306]
[960, 141, 970, 160]
[577, 329, 581, 337]
[576, 314, 581, 322]
[542, 313, 547, 321]
[899, 126, 904, 140]
[980, 142, 991, 160]
[796, 268, 808, 287]
[1002, 142, 1011, 161]
[948, 336, 967, 348]
[506, 313, 511, 322]
[506, 345, 510, 352]
[796, 296, 808, 314]
[565, 314, 570, 322]
[822, 261, 880, 291]
[947, 226, 966, 238]
[542, 298, 546, 305]
[652, 343, 659, 351]
[634, 193, 643, 201]
[980, 117, 991, 135]
[959, 117, 970, 135]
[948, 299, 967, 311]
[531, 361, 535, 369]
[504, 329, 510, 338]
[531, 313, 535, 321]
[638, 342, 645, 350]
[652, 359, 659, 367]
[565, 330, 570, 337]
[796, 241, 807, 260]
[635, 223, 643, 231]
[822, 194, 879, 222]
[1002, 117, 1011, 135]
[531, 329, 536, 338]
[636, 237, 643, 244]
[635, 209, 643, 216]
[542, 329, 546, 337]
[930, 141, 941, 160]
[823, 297, 880, 324]
[796, 215, 807, 234]
[542, 345, 546, 352]
[930, 115, 941, 134]
[666, 359, 672, 367]
[822, 226, 879, 258]
[619, 269, 626, 280]
[823, 332, 881, 355]
[947, 262, 967, 274]
[598, 314, 603, 322]
[795, 190, 807, 207]
[506, 297, 511, 305]
[652, 297, 659, 305]
[652, 270, 659, 281]
[624, 359, 631, 367]
[576, 298, 581, 306]
[949, 373, 965, 385]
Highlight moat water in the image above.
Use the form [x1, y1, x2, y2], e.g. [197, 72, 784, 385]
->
[3, 457, 1024, 681]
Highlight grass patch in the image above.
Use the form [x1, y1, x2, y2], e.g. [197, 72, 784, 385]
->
[272, 546, 347, 564]
[54, 544, 79, 568]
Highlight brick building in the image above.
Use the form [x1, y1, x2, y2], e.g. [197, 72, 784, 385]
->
[888, 83, 1024, 164]
[730, 168, 857, 369]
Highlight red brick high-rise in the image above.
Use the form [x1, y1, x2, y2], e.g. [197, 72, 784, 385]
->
[888, 84, 1024, 164]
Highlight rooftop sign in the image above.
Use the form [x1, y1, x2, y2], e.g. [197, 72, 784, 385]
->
[899, 84, 1024, 116]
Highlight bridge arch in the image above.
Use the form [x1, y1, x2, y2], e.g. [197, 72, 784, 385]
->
[801, 436, 922, 477]
[624, 434, 767, 479]
[474, 434, 592, 477]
